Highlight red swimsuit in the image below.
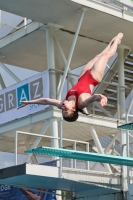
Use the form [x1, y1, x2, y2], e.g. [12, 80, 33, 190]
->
[66, 70, 99, 109]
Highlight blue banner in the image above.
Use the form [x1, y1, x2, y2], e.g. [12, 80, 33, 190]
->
[0, 70, 49, 125]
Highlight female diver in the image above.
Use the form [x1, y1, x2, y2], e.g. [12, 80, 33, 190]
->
[19, 33, 123, 122]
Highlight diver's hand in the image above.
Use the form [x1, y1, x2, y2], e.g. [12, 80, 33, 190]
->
[99, 95, 108, 107]
[17, 101, 29, 109]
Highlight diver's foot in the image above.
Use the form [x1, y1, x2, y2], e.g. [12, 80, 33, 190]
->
[116, 33, 123, 44]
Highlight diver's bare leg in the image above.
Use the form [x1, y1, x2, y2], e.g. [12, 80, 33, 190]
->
[90, 33, 123, 82]
[80, 33, 123, 77]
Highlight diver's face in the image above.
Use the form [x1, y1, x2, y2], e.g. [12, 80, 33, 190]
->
[62, 100, 75, 117]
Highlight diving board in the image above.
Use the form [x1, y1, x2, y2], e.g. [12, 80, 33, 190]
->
[25, 146, 133, 166]
[118, 122, 133, 130]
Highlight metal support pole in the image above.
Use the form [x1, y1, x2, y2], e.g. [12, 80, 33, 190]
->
[24, 18, 27, 26]
[0, 10, 1, 37]
[117, 47, 127, 192]
[59, 117, 63, 178]
[89, 125, 112, 173]
[46, 26, 56, 99]
[0, 74, 6, 89]
[50, 117, 61, 200]
[70, 158, 74, 168]
[57, 9, 85, 99]
[24, 120, 49, 162]
[15, 132, 18, 165]
[53, 30, 75, 87]
[59, 117, 63, 149]
[127, 95, 133, 114]
[0, 10, 1, 24]
[117, 86, 120, 119]
[0, 62, 21, 83]
[67, 74, 70, 92]
[118, 48, 126, 119]
[70, 143, 74, 168]
[56, 73, 62, 100]
[46, 25, 60, 199]
[50, 117, 59, 149]
[126, 114, 130, 190]
[126, 115, 129, 158]
[25, 141, 38, 164]
[73, 141, 76, 168]
[86, 143, 89, 170]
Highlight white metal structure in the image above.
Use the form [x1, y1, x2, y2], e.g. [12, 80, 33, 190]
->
[0, 0, 133, 199]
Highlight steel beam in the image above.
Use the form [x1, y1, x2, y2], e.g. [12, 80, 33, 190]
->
[117, 47, 127, 193]
[94, 102, 113, 118]
[127, 96, 133, 114]
[0, 62, 21, 82]
[25, 141, 38, 164]
[0, 22, 43, 48]
[50, 117, 59, 149]
[50, 117, 61, 200]
[24, 120, 50, 163]
[91, 132, 120, 170]
[52, 29, 75, 86]
[46, 26, 56, 99]
[57, 9, 86, 99]
[0, 73, 6, 88]
[89, 125, 112, 173]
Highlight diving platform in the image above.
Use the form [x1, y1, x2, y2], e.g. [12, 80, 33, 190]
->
[0, 163, 121, 196]
[25, 146, 133, 166]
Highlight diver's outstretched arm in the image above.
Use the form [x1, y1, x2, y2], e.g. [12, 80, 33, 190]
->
[18, 98, 62, 109]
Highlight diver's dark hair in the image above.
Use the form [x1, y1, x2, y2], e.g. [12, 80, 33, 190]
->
[63, 109, 89, 122]
[63, 111, 79, 122]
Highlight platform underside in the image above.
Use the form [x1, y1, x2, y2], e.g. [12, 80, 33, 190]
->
[0, 0, 132, 71]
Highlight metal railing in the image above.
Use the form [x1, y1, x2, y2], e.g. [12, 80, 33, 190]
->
[124, 114, 133, 194]
[98, 0, 133, 12]
[15, 130, 90, 176]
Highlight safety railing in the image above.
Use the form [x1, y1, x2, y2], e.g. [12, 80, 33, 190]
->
[124, 114, 133, 194]
[15, 129, 90, 177]
[98, 0, 133, 12]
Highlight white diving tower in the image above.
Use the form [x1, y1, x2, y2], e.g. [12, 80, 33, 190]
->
[0, 0, 133, 199]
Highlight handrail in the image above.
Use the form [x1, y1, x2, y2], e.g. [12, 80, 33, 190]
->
[98, 0, 133, 12]
[15, 130, 90, 173]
